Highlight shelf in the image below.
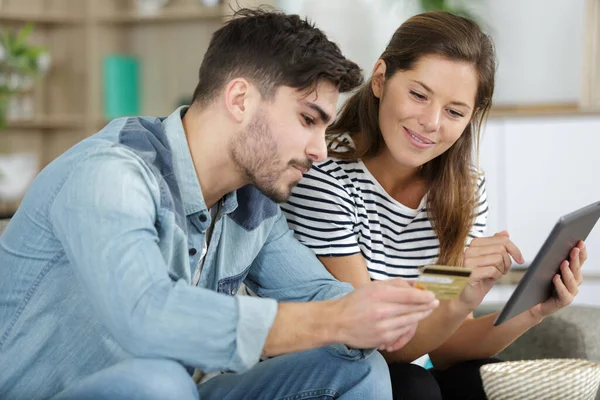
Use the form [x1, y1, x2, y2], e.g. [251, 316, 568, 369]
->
[497, 267, 600, 285]
[98, 6, 226, 24]
[0, 199, 18, 219]
[4, 115, 84, 130]
[0, 11, 81, 25]
[489, 103, 600, 119]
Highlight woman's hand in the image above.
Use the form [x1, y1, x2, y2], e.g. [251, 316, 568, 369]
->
[528, 241, 587, 320]
[457, 231, 525, 312]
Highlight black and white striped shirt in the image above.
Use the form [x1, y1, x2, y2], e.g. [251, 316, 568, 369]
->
[282, 158, 488, 281]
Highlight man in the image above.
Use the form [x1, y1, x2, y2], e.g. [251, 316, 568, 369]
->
[0, 8, 438, 400]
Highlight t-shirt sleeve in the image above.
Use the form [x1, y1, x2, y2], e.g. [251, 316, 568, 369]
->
[467, 174, 489, 245]
[281, 161, 361, 257]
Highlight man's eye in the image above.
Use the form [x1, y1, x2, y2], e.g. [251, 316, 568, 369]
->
[302, 114, 315, 125]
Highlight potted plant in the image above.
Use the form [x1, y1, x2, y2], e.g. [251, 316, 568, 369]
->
[0, 23, 50, 127]
[418, 0, 479, 21]
[0, 23, 48, 206]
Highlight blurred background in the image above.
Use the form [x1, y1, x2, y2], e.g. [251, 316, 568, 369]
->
[0, 0, 599, 303]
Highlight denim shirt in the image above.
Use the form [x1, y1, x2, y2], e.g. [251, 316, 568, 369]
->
[0, 107, 360, 399]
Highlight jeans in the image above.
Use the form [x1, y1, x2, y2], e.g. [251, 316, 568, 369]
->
[51, 347, 392, 400]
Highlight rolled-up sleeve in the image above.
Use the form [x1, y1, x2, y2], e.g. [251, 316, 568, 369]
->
[234, 295, 278, 368]
[49, 146, 276, 373]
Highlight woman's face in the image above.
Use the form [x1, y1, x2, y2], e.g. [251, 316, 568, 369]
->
[372, 54, 478, 169]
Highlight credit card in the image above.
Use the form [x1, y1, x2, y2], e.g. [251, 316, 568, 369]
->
[414, 265, 472, 300]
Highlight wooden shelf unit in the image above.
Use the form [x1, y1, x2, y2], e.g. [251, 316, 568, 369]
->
[0, 199, 19, 219]
[0, 11, 81, 24]
[489, 103, 600, 119]
[5, 114, 84, 130]
[97, 5, 227, 24]
[0, 0, 271, 214]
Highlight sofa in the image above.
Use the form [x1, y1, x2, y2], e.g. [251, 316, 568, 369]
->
[475, 304, 600, 399]
[475, 304, 600, 363]
[1, 218, 599, 398]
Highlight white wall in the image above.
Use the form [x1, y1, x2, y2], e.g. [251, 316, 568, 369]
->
[478, 0, 587, 105]
[278, 0, 589, 106]
[278, 0, 419, 79]
[479, 115, 600, 275]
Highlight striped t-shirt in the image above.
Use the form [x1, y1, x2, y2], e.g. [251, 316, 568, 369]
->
[281, 158, 488, 281]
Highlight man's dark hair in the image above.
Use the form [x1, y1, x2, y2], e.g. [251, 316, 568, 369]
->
[192, 7, 363, 105]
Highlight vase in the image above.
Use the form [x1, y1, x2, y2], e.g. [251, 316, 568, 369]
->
[201, 0, 220, 7]
[0, 152, 39, 201]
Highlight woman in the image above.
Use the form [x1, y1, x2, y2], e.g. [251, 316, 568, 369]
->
[282, 11, 587, 400]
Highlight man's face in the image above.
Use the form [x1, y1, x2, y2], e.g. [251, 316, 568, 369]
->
[229, 80, 338, 203]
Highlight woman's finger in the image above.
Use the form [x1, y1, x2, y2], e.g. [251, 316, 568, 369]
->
[552, 272, 573, 308]
[469, 264, 503, 282]
[569, 247, 583, 285]
[578, 241, 588, 263]
[463, 253, 505, 274]
[470, 234, 510, 248]
[465, 244, 511, 270]
[490, 232, 524, 264]
[560, 260, 579, 295]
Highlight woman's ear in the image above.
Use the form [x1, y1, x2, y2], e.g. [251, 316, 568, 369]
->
[371, 59, 387, 99]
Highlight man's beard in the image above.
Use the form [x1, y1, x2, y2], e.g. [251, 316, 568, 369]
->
[229, 110, 311, 203]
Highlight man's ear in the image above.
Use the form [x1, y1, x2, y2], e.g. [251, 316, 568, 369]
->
[224, 78, 253, 123]
[371, 59, 387, 99]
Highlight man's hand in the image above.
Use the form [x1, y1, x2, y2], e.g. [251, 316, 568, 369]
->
[457, 231, 524, 312]
[331, 278, 438, 351]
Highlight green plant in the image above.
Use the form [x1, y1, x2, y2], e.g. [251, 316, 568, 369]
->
[0, 23, 49, 129]
[419, 0, 479, 22]
[0, 23, 47, 75]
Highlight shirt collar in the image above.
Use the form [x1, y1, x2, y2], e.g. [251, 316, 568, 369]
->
[162, 106, 238, 216]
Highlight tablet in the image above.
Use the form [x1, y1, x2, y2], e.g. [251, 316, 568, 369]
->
[493, 201, 600, 326]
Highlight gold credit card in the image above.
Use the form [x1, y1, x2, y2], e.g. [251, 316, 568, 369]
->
[414, 265, 472, 300]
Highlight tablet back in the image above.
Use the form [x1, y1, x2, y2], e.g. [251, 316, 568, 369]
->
[494, 201, 600, 326]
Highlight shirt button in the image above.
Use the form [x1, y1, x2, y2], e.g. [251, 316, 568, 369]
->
[189, 248, 197, 256]
[199, 214, 207, 222]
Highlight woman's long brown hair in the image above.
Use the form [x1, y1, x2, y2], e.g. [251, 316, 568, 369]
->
[328, 11, 496, 266]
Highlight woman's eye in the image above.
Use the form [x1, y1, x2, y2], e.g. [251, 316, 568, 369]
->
[410, 91, 427, 101]
[302, 114, 315, 126]
[448, 109, 464, 118]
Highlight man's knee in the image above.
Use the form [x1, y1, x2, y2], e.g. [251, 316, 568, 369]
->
[298, 347, 392, 398]
[54, 359, 200, 400]
[130, 359, 200, 400]
[362, 351, 393, 395]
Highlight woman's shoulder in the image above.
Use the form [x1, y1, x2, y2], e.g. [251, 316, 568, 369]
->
[474, 169, 486, 191]
[468, 165, 486, 187]
[310, 157, 364, 182]
[298, 157, 366, 204]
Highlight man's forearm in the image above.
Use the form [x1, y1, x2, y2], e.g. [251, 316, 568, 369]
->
[429, 309, 543, 368]
[262, 301, 339, 357]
